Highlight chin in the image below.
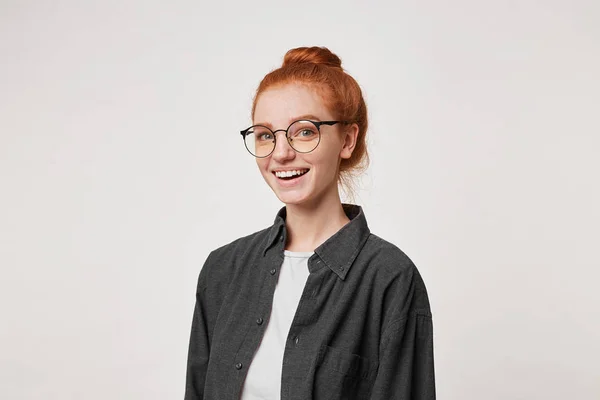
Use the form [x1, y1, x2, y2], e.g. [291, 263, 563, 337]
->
[274, 191, 311, 206]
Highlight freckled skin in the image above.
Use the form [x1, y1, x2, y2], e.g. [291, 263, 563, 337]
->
[253, 83, 355, 207]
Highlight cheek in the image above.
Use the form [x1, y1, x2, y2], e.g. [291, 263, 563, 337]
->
[256, 160, 275, 181]
[255, 159, 268, 173]
[310, 156, 340, 182]
[320, 134, 344, 159]
[314, 144, 342, 168]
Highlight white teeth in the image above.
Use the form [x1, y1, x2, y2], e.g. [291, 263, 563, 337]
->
[275, 169, 308, 178]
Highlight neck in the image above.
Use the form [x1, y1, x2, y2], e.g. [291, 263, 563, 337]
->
[283, 188, 351, 252]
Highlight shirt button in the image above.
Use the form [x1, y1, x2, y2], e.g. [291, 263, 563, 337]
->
[256, 317, 264, 325]
[340, 266, 344, 271]
[293, 336, 299, 345]
[270, 268, 277, 275]
[279, 235, 284, 242]
[235, 362, 243, 370]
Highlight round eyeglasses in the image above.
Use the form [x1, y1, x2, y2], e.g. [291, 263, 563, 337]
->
[240, 119, 349, 158]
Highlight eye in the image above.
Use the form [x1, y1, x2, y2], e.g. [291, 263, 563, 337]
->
[290, 127, 318, 141]
[299, 129, 316, 137]
[251, 127, 273, 141]
[257, 132, 273, 141]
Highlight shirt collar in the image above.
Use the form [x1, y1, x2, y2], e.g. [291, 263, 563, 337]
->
[262, 203, 371, 280]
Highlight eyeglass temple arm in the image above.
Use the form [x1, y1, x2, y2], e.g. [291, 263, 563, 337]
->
[316, 120, 351, 128]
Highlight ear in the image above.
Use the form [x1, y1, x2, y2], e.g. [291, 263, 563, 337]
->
[340, 123, 359, 160]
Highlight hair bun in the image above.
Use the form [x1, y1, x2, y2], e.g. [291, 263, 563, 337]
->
[282, 46, 342, 69]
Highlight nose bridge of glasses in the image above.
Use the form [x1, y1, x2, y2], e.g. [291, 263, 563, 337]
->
[271, 128, 288, 138]
[271, 129, 294, 154]
[270, 128, 296, 145]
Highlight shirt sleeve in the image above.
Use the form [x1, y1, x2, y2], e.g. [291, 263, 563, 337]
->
[184, 252, 214, 400]
[368, 265, 436, 400]
[368, 312, 435, 399]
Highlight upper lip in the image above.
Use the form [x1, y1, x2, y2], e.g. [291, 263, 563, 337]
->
[271, 167, 310, 173]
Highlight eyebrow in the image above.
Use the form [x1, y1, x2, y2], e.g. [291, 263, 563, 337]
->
[254, 114, 324, 128]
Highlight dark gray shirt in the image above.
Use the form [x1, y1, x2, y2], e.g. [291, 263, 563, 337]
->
[185, 204, 435, 400]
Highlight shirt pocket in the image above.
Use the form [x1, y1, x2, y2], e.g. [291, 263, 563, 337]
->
[312, 344, 378, 400]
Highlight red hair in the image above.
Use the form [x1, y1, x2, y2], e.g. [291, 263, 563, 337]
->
[251, 46, 369, 199]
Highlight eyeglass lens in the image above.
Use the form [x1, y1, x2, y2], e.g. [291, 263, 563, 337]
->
[244, 120, 321, 157]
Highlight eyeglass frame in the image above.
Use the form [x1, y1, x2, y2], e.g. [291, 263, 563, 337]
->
[240, 119, 351, 158]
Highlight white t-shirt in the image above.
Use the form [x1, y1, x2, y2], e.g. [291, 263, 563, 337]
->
[239, 250, 313, 400]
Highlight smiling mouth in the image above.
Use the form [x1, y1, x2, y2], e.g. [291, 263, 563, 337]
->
[273, 169, 310, 180]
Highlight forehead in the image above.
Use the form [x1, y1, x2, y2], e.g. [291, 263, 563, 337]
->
[253, 83, 333, 127]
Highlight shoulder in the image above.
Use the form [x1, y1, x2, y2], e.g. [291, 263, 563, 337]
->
[209, 225, 272, 262]
[362, 233, 417, 277]
[361, 233, 432, 316]
[196, 225, 272, 289]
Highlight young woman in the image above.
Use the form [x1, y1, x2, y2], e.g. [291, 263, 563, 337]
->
[185, 46, 435, 400]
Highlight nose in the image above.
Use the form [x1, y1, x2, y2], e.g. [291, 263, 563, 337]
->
[271, 130, 295, 162]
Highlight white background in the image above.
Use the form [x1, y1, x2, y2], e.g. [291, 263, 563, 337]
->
[1, 1, 599, 399]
